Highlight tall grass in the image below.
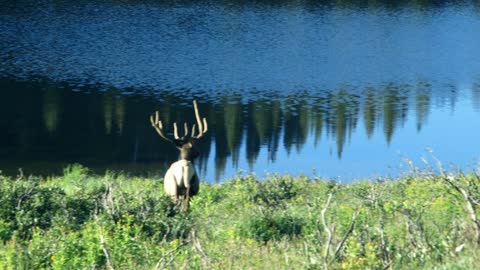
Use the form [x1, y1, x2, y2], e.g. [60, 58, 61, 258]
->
[0, 165, 479, 269]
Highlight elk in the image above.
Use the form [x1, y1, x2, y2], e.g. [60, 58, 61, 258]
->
[149, 100, 208, 211]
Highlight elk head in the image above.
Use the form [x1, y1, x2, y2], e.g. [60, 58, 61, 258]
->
[149, 100, 208, 161]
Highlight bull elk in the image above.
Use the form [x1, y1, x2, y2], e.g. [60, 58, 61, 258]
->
[149, 100, 208, 211]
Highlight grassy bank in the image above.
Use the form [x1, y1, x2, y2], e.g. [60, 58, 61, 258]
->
[1, 165, 479, 269]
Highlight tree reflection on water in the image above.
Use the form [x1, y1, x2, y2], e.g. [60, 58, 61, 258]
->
[0, 78, 473, 181]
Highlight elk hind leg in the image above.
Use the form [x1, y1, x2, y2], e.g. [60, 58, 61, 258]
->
[182, 186, 191, 212]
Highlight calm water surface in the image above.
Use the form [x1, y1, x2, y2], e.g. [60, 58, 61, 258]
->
[1, 0, 480, 181]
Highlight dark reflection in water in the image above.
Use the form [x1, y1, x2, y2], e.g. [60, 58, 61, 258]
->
[1, 0, 480, 181]
[1, 78, 479, 181]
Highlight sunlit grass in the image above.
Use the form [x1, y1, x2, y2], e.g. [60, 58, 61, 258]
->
[0, 164, 479, 269]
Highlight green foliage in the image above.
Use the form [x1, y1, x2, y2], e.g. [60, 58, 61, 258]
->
[63, 164, 89, 186]
[1, 167, 480, 269]
[254, 175, 299, 206]
[0, 177, 65, 240]
[240, 208, 305, 242]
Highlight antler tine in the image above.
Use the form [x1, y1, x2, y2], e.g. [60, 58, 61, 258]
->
[173, 122, 179, 139]
[193, 100, 203, 134]
[202, 117, 208, 133]
[192, 100, 208, 139]
[151, 101, 207, 142]
[174, 122, 191, 140]
[191, 123, 196, 138]
[183, 122, 189, 138]
[173, 122, 191, 140]
[150, 111, 174, 143]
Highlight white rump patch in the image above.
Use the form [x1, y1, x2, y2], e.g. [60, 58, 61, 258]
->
[168, 160, 196, 189]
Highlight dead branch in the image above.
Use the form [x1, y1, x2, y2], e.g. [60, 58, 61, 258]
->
[378, 209, 391, 268]
[444, 175, 480, 245]
[190, 229, 212, 269]
[331, 210, 360, 263]
[321, 193, 333, 270]
[155, 240, 188, 270]
[94, 213, 114, 270]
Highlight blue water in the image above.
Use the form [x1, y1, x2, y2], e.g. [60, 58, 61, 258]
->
[1, 0, 480, 181]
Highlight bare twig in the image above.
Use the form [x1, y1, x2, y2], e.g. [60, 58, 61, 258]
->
[190, 229, 212, 268]
[321, 193, 333, 270]
[16, 186, 34, 209]
[382, 262, 392, 270]
[331, 210, 360, 263]
[102, 182, 117, 217]
[17, 168, 24, 180]
[403, 209, 419, 249]
[378, 209, 391, 268]
[444, 175, 480, 245]
[155, 240, 188, 270]
[180, 257, 191, 270]
[95, 213, 114, 270]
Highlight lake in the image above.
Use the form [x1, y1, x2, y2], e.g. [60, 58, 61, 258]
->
[1, 0, 480, 182]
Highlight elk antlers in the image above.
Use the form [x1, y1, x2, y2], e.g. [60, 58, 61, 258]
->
[150, 100, 208, 143]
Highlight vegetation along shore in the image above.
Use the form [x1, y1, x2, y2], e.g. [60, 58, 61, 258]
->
[1, 164, 479, 269]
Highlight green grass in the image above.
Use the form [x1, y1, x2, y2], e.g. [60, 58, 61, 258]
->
[1, 164, 480, 269]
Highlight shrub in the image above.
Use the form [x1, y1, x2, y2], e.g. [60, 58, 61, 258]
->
[240, 208, 305, 242]
[0, 178, 65, 240]
[254, 175, 299, 206]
